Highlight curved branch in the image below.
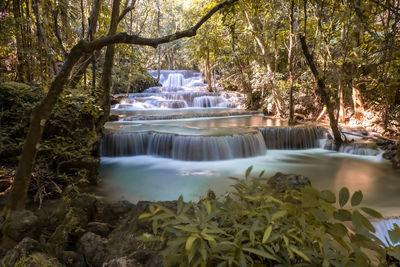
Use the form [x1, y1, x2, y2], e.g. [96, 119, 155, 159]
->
[86, 0, 239, 50]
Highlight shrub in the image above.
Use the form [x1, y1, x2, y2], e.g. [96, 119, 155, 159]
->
[139, 168, 399, 266]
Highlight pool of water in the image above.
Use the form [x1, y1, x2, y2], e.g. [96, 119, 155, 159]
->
[99, 149, 400, 217]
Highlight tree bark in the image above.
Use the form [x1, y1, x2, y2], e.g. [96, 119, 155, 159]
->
[338, 80, 345, 123]
[32, 0, 58, 77]
[299, 34, 342, 147]
[288, 0, 295, 125]
[97, 0, 121, 131]
[4, 0, 238, 212]
[352, 85, 364, 120]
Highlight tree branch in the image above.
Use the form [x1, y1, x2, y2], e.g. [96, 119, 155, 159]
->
[118, 0, 136, 23]
[86, 0, 239, 50]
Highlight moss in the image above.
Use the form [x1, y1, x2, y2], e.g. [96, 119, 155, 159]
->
[15, 253, 63, 267]
[113, 70, 160, 94]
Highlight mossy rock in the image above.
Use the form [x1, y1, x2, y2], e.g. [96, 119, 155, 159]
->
[113, 71, 160, 94]
[14, 253, 63, 267]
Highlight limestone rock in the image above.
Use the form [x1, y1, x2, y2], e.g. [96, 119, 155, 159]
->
[14, 252, 63, 267]
[103, 256, 143, 267]
[268, 172, 312, 193]
[86, 222, 111, 237]
[2, 210, 39, 241]
[78, 232, 108, 266]
[1, 237, 42, 266]
[70, 193, 98, 220]
[48, 207, 88, 253]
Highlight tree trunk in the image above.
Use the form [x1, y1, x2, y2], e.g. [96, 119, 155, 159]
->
[338, 80, 345, 123]
[288, 0, 295, 125]
[352, 86, 364, 120]
[156, 0, 161, 82]
[4, 41, 87, 212]
[32, 0, 57, 77]
[97, 0, 121, 131]
[299, 34, 342, 147]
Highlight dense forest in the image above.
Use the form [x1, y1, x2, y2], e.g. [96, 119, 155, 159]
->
[0, 0, 400, 266]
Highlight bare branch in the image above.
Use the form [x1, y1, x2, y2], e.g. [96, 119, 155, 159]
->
[118, 0, 137, 23]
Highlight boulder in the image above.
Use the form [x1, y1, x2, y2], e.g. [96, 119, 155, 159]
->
[105, 205, 163, 264]
[78, 232, 108, 266]
[70, 193, 98, 220]
[2, 210, 39, 241]
[86, 222, 111, 237]
[96, 199, 135, 224]
[57, 250, 86, 267]
[47, 207, 88, 253]
[103, 256, 143, 267]
[14, 252, 63, 267]
[1, 237, 42, 266]
[268, 172, 312, 193]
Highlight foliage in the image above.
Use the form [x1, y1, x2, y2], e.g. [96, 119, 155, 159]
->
[139, 168, 395, 266]
[112, 70, 160, 94]
[0, 82, 44, 156]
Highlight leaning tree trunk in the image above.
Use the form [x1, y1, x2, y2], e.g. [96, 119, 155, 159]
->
[4, 42, 87, 212]
[299, 34, 342, 147]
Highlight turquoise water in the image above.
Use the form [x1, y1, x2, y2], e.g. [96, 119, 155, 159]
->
[99, 148, 400, 217]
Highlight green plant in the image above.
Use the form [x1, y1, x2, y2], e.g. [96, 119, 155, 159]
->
[139, 167, 395, 266]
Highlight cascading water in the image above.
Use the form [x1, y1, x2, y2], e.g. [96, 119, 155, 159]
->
[100, 70, 400, 229]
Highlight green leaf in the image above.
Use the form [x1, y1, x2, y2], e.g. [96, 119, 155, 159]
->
[289, 246, 311, 262]
[320, 190, 336, 203]
[360, 213, 375, 232]
[185, 235, 198, 252]
[301, 187, 319, 207]
[389, 224, 400, 244]
[262, 225, 272, 244]
[311, 208, 328, 222]
[138, 213, 152, 220]
[352, 210, 363, 229]
[328, 223, 348, 238]
[360, 207, 383, 219]
[245, 166, 253, 178]
[259, 170, 265, 178]
[339, 187, 350, 207]
[206, 199, 211, 215]
[242, 247, 278, 261]
[271, 210, 287, 221]
[333, 209, 352, 221]
[351, 190, 363, 207]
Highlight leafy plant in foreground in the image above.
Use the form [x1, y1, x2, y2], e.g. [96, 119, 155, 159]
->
[139, 167, 394, 266]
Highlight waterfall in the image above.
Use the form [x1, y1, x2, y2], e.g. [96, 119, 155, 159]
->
[322, 139, 381, 156]
[372, 218, 400, 246]
[101, 132, 148, 157]
[102, 131, 266, 161]
[258, 126, 326, 149]
[193, 96, 229, 108]
[162, 73, 185, 87]
[111, 70, 246, 110]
